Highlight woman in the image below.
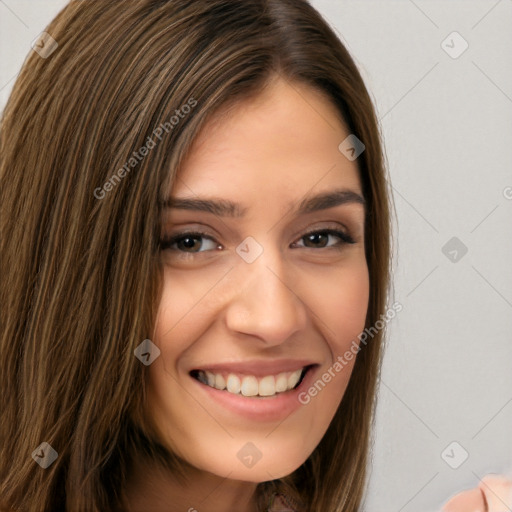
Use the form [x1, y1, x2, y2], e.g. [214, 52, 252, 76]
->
[0, 1, 509, 511]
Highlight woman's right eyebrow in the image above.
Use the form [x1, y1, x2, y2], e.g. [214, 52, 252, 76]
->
[162, 197, 246, 217]
[162, 188, 366, 218]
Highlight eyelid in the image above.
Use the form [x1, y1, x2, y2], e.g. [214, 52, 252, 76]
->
[160, 222, 356, 253]
[159, 230, 219, 252]
[296, 227, 355, 246]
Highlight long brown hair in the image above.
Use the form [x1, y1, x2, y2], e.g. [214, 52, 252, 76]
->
[0, 1, 392, 510]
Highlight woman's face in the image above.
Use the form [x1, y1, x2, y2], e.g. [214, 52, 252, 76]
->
[147, 77, 369, 482]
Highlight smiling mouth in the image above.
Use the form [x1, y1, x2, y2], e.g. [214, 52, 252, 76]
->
[190, 366, 312, 398]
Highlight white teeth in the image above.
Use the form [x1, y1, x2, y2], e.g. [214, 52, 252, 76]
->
[206, 371, 215, 387]
[195, 367, 307, 397]
[214, 374, 226, 390]
[226, 374, 241, 394]
[240, 376, 259, 397]
[258, 375, 275, 396]
[288, 369, 302, 389]
[275, 372, 288, 392]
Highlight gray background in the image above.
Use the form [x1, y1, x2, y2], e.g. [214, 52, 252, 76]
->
[1, 1, 511, 511]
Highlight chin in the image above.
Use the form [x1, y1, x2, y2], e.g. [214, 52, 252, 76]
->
[182, 435, 314, 483]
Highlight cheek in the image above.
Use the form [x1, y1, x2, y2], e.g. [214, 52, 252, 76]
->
[284, 258, 370, 445]
[142, 272, 211, 453]
[151, 265, 228, 364]
[302, 259, 369, 408]
[311, 259, 370, 354]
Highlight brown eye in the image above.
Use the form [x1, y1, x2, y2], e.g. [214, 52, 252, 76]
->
[160, 231, 220, 253]
[303, 232, 329, 248]
[294, 229, 355, 249]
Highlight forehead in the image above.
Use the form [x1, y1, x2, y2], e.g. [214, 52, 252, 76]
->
[171, 78, 362, 204]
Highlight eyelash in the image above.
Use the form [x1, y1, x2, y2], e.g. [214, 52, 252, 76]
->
[159, 228, 356, 254]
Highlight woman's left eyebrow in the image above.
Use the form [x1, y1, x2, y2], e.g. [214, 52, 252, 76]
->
[296, 188, 366, 214]
[162, 188, 365, 217]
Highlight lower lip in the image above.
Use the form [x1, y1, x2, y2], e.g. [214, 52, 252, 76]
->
[190, 366, 318, 422]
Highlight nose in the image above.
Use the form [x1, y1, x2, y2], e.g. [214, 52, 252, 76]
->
[224, 253, 308, 346]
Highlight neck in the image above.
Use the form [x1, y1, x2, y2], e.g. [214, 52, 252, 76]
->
[122, 458, 259, 512]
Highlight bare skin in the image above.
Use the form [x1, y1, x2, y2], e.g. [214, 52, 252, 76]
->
[124, 457, 258, 512]
[125, 76, 369, 511]
[442, 474, 512, 512]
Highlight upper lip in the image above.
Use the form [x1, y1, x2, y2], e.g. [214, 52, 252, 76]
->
[190, 359, 318, 377]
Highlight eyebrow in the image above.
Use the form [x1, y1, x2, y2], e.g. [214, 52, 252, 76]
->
[162, 188, 366, 217]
